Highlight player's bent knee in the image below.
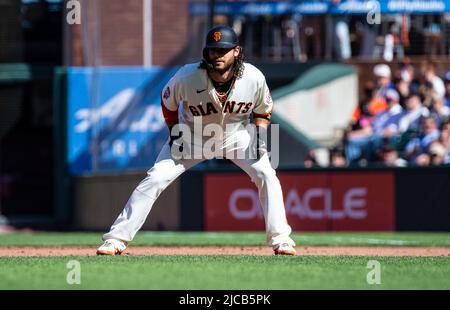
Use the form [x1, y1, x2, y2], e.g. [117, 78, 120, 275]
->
[253, 168, 277, 185]
[136, 170, 176, 194]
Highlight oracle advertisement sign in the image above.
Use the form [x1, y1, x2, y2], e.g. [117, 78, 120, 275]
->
[204, 172, 395, 231]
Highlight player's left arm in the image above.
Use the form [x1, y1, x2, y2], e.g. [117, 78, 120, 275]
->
[252, 75, 273, 123]
[252, 78, 273, 157]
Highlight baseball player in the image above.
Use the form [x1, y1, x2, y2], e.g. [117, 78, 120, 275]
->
[97, 25, 296, 256]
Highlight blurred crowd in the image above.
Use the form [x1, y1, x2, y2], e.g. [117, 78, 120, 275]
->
[337, 60, 450, 167]
[221, 1, 449, 62]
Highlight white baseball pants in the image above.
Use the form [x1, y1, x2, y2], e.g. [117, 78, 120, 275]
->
[103, 141, 295, 247]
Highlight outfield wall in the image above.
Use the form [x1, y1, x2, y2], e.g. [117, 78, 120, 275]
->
[179, 167, 450, 232]
[70, 166, 450, 231]
[203, 171, 395, 231]
[72, 172, 181, 231]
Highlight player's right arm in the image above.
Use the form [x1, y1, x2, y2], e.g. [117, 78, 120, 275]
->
[161, 82, 179, 129]
[161, 73, 182, 146]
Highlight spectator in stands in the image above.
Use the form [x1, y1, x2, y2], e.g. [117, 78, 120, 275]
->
[298, 14, 323, 61]
[371, 89, 403, 139]
[379, 144, 407, 167]
[349, 82, 375, 131]
[303, 149, 319, 168]
[344, 61, 450, 167]
[329, 146, 347, 167]
[428, 122, 450, 165]
[442, 121, 450, 136]
[355, 17, 377, 59]
[374, 64, 396, 97]
[430, 98, 450, 127]
[398, 94, 430, 133]
[420, 61, 446, 108]
[334, 17, 351, 60]
[404, 117, 440, 166]
[444, 71, 450, 108]
[282, 14, 305, 62]
[345, 88, 402, 163]
[365, 64, 396, 117]
[401, 63, 420, 92]
[425, 63, 445, 100]
[424, 21, 442, 57]
[383, 21, 404, 62]
[396, 78, 410, 108]
[328, 0, 351, 60]
[395, 62, 420, 107]
[442, 122, 450, 164]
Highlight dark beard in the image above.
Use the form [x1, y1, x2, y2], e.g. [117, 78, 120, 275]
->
[211, 60, 235, 75]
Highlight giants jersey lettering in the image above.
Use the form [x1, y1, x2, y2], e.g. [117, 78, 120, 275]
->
[161, 62, 273, 140]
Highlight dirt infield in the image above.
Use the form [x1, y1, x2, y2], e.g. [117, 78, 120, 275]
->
[0, 246, 449, 257]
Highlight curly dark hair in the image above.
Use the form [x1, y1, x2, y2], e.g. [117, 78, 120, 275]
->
[199, 47, 245, 80]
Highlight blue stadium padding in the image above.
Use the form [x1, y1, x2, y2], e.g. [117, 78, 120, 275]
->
[67, 66, 180, 175]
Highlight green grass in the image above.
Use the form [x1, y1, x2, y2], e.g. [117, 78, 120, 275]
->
[0, 255, 449, 290]
[1, 232, 449, 290]
[1, 231, 450, 247]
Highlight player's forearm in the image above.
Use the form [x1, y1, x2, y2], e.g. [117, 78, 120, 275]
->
[254, 117, 270, 129]
[252, 117, 270, 159]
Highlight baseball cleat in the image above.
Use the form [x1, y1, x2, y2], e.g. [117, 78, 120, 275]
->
[96, 239, 127, 256]
[273, 243, 297, 256]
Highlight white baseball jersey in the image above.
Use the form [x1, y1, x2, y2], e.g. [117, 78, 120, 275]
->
[161, 62, 273, 150]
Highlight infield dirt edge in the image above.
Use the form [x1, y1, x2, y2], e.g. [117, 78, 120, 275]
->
[1, 246, 450, 257]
